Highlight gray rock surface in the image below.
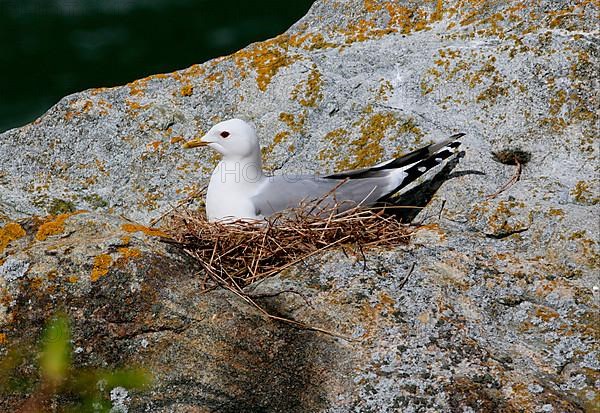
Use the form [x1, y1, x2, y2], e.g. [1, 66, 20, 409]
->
[1, 0, 598, 411]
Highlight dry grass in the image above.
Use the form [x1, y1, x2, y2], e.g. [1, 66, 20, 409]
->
[161, 200, 415, 337]
[164, 204, 414, 290]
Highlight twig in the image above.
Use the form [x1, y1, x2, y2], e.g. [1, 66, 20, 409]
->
[398, 262, 416, 290]
[485, 157, 522, 200]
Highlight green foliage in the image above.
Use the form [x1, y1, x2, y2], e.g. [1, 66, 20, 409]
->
[0, 312, 152, 412]
[40, 312, 71, 387]
[83, 194, 108, 209]
[48, 198, 77, 215]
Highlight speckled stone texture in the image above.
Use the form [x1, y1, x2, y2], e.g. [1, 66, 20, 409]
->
[1, 0, 598, 411]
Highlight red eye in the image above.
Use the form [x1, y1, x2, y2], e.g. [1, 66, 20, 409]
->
[220, 131, 230, 138]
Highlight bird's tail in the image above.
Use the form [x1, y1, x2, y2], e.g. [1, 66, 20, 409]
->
[379, 132, 464, 199]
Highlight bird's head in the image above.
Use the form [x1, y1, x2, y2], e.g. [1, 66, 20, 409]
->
[183, 118, 259, 160]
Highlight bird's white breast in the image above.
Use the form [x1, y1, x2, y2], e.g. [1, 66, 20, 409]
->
[205, 161, 263, 222]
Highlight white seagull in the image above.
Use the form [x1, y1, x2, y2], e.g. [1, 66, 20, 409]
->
[183, 119, 463, 222]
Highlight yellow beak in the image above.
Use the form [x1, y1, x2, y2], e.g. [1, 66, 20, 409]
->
[182, 137, 209, 149]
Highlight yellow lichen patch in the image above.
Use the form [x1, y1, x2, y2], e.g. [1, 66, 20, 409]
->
[480, 200, 529, 236]
[146, 141, 163, 152]
[319, 128, 348, 163]
[465, 57, 498, 88]
[339, 112, 398, 170]
[35, 212, 85, 241]
[341, 1, 432, 44]
[170, 136, 185, 145]
[117, 247, 142, 260]
[549, 89, 567, 116]
[387, 3, 430, 33]
[116, 247, 142, 268]
[476, 84, 509, 103]
[429, 0, 444, 22]
[180, 84, 194, 97]
[0, 332, 6, 344]
[0, 222, 26, 254]
[180, 64, 206, 79]
[278, 112, 306, 133]
[64, 99, 93, 121]
[571, 181, 599, 205]
[306, 33, 337, 50]
[535, 306, 560, 322]
[203, 71, 225, 90]
[67, 276, 79, 283]
[90, 254, 112, 282]
[125, 99, 150, 112]
[128, 79, 147, 96]
[273, 131, 290, 145]
[376, 79, 393, 102]
[261, 131, 291, 161]
[548, 208, 564, 217]
[121, 223, 167, 237]
[231, 35, 295, 92]
[291, 65, 323, 107]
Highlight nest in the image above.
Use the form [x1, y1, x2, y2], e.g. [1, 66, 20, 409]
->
[165, 204, 414, 291]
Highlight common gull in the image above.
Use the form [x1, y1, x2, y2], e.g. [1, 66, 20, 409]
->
[183, 119, 463, 222]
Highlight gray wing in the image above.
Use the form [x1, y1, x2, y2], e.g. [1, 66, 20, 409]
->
[251, 174, 392, 216]
[252, 132, 464, 217]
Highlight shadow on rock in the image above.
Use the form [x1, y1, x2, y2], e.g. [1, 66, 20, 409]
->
[382, 152, 485, 223]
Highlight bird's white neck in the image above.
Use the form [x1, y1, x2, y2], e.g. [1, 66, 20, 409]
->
[212, 153, 264, 187]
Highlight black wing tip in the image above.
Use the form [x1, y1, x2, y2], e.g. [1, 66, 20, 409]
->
[449, 132, 466, 139]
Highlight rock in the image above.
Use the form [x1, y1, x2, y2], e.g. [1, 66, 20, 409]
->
[1, 0, 598, 411]
[0, 212, 349, 412]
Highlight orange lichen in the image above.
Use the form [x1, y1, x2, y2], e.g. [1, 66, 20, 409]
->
[67, 276, 79, 283]
[319, 128, 348, 162]
[0, 333, 6, 344]
[147, 141, 162, 152]
[116, 247, 142, 265]
[204, 71, 225, 89]
[306, 33, 337, 50]
[535, 306, 560, 322]
[341, 0, 432, 44]
[90, 254, 112, 282]
[0, 222, 26, 253]
[231, 35, 295, 91]
[64, 99, 94, 121]
[291, 65, 323, 107]
[570, 181, 599, 205]
[128, 81, 146, 96]
[274, 131, 290, 144]
[278, 112, 306, 133]
[339, 112, 398, 170]
[121, 223, 167, 237]
[180, 64, 206, 78]
[35, 214, 70, 241]
[125, 100, 150, 111]
[430, 0, 444, 22]
[180, 84, 194, 97]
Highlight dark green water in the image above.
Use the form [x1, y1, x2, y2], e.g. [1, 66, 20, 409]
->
[0, 0, 314, 133]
